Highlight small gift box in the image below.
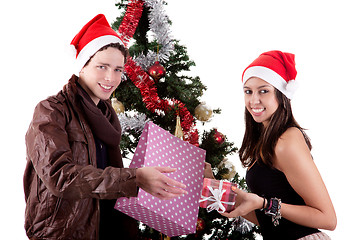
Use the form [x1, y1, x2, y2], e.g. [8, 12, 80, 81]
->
[199, 178, 237, 213]
[115, 122, 206, 237]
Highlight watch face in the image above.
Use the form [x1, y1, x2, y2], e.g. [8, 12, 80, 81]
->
[265, 209, 276, 217]
[264, 198, 280, 216]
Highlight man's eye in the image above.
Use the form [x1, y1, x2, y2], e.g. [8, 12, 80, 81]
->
[98, 65, 106, 70]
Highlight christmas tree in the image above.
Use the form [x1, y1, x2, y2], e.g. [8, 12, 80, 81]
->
[111, 0, 259, 239]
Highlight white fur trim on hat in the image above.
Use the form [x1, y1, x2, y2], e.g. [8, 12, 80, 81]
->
[69, 44, 77, 58]
[242, 66, 296, 99]
[74, 35, 123, 76]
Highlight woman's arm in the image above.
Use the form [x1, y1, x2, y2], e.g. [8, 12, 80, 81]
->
[273, 127, 337, 230]
[221, 127, 336, 230]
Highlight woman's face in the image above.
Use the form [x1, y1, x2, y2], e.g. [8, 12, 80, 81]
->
[243, 77, 279, 127]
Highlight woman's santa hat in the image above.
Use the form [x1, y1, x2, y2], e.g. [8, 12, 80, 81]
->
[70, 14, 124, 75]
[242, 50, 298, 99]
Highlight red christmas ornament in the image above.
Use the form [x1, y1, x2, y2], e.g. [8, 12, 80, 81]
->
[213, 129, 225, 145]
[148, 61, 166, 82]
[196, 217, 206, 232]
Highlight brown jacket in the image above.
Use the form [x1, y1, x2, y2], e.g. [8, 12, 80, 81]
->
[24, 76, 138, 239]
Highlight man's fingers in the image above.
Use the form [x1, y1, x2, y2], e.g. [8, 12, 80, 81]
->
[163, 183, 188, 195]
[157, 175, 188, 197]
[156, 168, 187, 189]
[138, 166, 189, 199]
[154, 188, 186, 200]
[155, 166, 177, 173]
[163, 176, 187, 190]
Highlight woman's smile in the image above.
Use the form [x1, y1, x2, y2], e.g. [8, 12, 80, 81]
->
[251, 107, 265, 115]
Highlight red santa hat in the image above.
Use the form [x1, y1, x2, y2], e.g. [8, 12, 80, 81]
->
[242, 50, 298, 99]
[70, 14, 124, 75]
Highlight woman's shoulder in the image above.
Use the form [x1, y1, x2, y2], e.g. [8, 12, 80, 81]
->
[274, 127, 310, 169]
[277, 127, 305, 148]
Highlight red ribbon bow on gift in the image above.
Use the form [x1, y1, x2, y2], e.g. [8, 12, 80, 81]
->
[199, 180, 235, 213]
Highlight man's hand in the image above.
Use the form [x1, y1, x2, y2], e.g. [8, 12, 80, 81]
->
[204, 162, 215, 179]
[136, 166, 188, 200]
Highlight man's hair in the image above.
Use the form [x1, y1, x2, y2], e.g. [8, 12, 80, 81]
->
[83, 42, 129, 67]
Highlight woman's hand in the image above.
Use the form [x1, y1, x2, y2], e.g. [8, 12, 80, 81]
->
[136, 166, 188, 200]
[220, 187, 263, 218]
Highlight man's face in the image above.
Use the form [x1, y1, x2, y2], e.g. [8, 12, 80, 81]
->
[78, 47, 125, 105]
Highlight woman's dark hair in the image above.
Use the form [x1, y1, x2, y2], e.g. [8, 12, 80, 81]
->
[83, 42, 129, 67]
[239, 88, 312, 168]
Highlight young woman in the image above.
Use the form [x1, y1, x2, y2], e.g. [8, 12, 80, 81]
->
[23, 14, 187, 240]
[221, 51, 336, 239]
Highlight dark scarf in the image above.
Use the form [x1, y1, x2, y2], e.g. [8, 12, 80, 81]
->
[76, 81, 123, 168]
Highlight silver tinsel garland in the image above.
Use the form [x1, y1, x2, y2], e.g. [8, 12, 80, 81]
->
[233, 216, 255, 234]
[118, 112, 149, 134]
[119, 0, 175, 130]
[134, 0, 174, 70]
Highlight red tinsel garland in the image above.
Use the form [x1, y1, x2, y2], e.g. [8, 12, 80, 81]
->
[118, 0, 144, 47]
[125, 58, 199, 146]
[118, 0, 199, 146]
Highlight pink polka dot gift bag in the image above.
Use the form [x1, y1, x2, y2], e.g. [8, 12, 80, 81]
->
[114, 121, 206, 237]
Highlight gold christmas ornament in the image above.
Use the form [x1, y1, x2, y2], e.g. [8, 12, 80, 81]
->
[194, 102, 213, 122]
[174, 115, 184, 139]
[219, 158, 237, 180]
[163, 236, 171, 240]
[111, 97, 125, 114]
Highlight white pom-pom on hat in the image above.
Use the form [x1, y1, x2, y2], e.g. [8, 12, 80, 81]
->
[284, 79, 298, 99]
[286, 79, 298, 92]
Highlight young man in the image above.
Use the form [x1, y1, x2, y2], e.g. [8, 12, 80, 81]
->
[24, 14, 187, 240]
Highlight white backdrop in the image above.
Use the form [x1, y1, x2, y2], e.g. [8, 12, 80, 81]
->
[1, 0, 358, 239]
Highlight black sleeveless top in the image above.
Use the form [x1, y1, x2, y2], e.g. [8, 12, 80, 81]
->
[246, 161, 320, 240]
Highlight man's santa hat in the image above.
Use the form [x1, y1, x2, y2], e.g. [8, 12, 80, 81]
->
[242, 50, 298, 99]
[70, 14, 124, 75]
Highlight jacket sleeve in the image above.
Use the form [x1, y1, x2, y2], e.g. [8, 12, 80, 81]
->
[25, 98, 138, 200]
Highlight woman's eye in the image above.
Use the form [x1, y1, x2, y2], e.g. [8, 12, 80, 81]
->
[98, 65, 106, 70]
[260, 89, 269, 94]
[244, 90, 252, 94]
